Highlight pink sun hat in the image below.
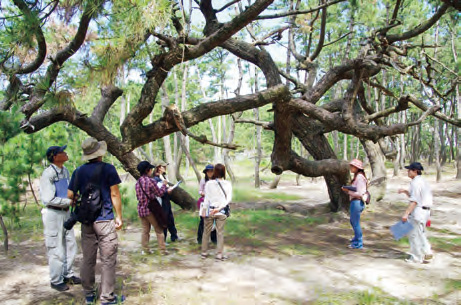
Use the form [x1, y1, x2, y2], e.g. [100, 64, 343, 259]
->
[349, 159, 364, 170]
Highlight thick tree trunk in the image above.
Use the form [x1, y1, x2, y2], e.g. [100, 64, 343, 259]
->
[292, 114, 349, 211]
[361, 139, 386, 203]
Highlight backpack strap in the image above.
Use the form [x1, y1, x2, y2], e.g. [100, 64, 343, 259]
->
[73, 163, 104, 196]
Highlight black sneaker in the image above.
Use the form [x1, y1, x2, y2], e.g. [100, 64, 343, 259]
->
[50, 282, 69, 292]
[85, 293, 96, 305]
[64, 276, 82, 285]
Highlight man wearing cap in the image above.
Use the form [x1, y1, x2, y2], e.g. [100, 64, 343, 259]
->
[40, 145, 80, 292]
[398, 162, 434, 264]
[153, 160, 179, 243]
[68, 138, 124, 305]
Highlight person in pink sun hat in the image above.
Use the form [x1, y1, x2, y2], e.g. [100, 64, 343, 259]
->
[341, 159, 368, 249]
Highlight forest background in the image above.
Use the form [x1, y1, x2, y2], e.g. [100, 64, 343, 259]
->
[0, 0, 460, 303]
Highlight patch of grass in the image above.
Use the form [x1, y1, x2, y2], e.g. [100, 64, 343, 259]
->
[396, 237, 410, 246]
[445, 279, 461, 293]
[3, 204, 44, 243]
[315, 288, 414, 305]
[428, 236, 461, 252]
[173, 209, 326, 254]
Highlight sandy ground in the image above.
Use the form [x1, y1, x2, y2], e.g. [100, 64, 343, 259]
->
[0, 169, 460, 305]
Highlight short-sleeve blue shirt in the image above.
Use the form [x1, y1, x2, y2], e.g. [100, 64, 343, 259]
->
[68, 161, 121, 221]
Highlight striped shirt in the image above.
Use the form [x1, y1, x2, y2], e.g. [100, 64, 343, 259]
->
[135, 175, 167, 218]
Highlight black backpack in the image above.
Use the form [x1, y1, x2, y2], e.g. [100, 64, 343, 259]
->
[73, 163, 105, 224]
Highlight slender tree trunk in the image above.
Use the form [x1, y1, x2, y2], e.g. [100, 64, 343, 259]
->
[28, 173, 40, 206]
[0, 215, 7, 253]
[434, 119, 442, 182]
[208, 119, 219, 163]
[181, 63, 190, 176]
[174, 150, 185, 183]
[361, 140, 386, 203]
[456, 83, 461, 179]
[411, 122, 421, 162]
[173, 67, 181, 181]
[254, 67, 262, 188]
[161, 85, 175, 181]
[223, 58, 244, 183]
[254, 108, 262, 188]
[400, 111, 406, 168]
[178, 134, 202, 183]
[269, 174, 282, 189]
[451, 27, 461, 178]
[343, 134, 348, 160]
[393, 138, 400, 176]
[432, 22, 442, 182]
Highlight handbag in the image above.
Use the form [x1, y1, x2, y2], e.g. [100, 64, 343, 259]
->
[139, 180, 168, 228]
[216, 179, 231, 218]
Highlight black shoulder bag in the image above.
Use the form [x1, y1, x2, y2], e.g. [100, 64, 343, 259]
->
[139, 179, 168, 228]
[216, 179, 231, 218]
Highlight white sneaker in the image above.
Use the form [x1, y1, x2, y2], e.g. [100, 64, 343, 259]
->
[405, 257, 422, 264]
[141, 250, 152, 255]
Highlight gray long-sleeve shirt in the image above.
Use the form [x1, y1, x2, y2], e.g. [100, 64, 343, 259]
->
[39, 164, 72, 207]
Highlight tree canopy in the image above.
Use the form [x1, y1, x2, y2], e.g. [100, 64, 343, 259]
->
[1, 0, 460, 211]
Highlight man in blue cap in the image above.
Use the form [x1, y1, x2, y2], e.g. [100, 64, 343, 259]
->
[40, 145, 80, 291]
[398, 162, 434, 264]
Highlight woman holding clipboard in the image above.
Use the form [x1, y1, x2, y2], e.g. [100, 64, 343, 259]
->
[341, 159, 368, 249]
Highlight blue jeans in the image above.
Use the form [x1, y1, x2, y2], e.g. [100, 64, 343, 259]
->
[349, 199, 364, 248]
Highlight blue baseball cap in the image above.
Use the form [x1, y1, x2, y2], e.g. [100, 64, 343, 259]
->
[203, 164, 214, 173]
[46, 145, 67, 162]
[137, 161, 155, 175]
[404, 162, 424, 171]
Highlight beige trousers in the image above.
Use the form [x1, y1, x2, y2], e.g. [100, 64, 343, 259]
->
[140, 213, 166, 251]
[202, 214, 227, 255]
[81, 220, 118, 303]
